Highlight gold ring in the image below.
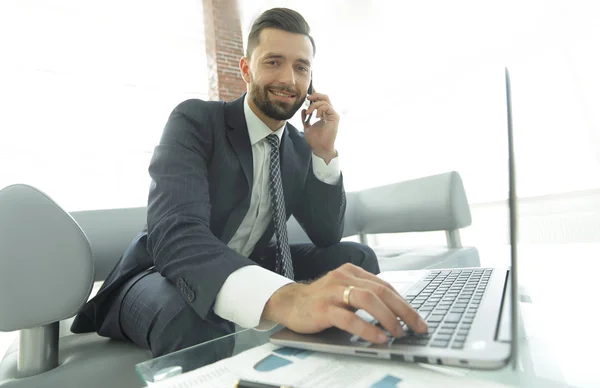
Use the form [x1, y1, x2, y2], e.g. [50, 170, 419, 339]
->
[343, 285, 355, 306]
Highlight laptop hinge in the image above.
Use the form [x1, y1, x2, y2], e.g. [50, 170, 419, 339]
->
[494, 269, 512, 343]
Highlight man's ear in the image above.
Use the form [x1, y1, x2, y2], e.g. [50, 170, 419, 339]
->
[239, 57, 251, 84]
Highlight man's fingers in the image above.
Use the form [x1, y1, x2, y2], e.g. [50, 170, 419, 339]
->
[339, 286, 404, 338]
[329, 306, 389, 344]
[349, 279, 427, 334]
[336, 265, 427, 334]
[305, 100, 329, 116]
[307, 92, 331, 105]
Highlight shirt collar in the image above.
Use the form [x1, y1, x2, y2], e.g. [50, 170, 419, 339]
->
[243, 94, 286, 146]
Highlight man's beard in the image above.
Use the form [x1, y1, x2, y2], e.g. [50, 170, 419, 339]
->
[250, 77, 305, 121]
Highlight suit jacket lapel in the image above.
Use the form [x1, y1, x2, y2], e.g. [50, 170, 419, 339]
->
[279, 126, 296, 217]
[224, 95, 253, 189]
[222, 95, 253, 244]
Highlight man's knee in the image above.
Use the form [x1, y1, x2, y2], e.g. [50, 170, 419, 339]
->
[150, 303, 235, 358]
[336, 241, 380, 274]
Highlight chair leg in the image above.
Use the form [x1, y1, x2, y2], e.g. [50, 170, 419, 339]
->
[359, 233, 369, 245]
[18, 322, 59, 377]
[445, 229, 462, 249]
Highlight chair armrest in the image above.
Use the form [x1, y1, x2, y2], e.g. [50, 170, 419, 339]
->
[357, 171, 472, 235]
[0, 184, 94, 331]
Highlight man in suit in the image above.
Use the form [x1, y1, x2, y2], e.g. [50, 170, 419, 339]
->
[72, 7, 426, 357]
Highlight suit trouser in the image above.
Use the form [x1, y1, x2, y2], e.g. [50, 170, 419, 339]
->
[112, 241, 379, 358]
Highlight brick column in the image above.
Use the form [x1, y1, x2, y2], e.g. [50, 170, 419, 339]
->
[202, 0, 247, 101]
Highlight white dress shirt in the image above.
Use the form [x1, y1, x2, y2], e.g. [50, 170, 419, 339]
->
[213, 96, 341, 329]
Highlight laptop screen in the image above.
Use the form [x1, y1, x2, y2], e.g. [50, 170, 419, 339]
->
[505, 67, 520, 370]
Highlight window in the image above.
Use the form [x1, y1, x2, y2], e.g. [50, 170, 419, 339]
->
[0, 0, 209, 211]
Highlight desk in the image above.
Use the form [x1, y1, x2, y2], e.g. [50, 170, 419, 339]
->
[135, 243, 600, 387]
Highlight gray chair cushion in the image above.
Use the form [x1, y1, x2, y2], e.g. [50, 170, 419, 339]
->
[0, 185, 94, 331]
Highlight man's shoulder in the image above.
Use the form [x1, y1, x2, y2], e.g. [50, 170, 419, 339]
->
[172, 98, 225, 122]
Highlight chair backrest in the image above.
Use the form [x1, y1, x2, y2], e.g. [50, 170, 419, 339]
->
[289, 171, 472, 246]
[70, 207, 146, 282]
[70, 171, 472, 282]
[69, 207, 321, 281]
[358, 170, 471, 235]
[0, 184, 94, 332]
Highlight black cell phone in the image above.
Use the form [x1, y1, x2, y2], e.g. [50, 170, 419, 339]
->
[303, 79, 314, 125]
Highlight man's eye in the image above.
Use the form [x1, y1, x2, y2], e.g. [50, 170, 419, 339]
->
[297, 66, 308, 72]
[267, 61, 278, 66]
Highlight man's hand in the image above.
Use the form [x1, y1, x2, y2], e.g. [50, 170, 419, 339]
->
[262, 263, 428, 344]
[301, 90, 339, 164]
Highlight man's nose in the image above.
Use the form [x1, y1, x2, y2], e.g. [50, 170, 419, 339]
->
[278, 65, 296, 87]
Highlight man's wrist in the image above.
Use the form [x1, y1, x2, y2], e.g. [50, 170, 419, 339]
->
[262, 282, 301, 324]
[312, 148, 338, 165]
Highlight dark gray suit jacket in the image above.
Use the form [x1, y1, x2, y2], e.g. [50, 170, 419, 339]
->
[71, 94, 346, 336]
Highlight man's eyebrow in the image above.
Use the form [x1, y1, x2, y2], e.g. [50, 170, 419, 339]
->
[296, 57, 311, 67]
[262, 52, 286, 61]
[262, 52, 311, 67]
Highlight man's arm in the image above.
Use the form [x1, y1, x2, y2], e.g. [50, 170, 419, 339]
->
[292, 154, 346, 247]
[214, 266, 293, 329]
[293, 90, 346, 247]
[146, 100, 255, 321]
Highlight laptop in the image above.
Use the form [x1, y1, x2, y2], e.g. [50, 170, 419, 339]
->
[271, 67, 520, 370]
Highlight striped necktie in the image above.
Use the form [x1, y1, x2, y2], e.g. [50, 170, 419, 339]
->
[266, 134, 294, 279]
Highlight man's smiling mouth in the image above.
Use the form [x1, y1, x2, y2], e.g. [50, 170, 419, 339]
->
[269, 89, 296, 98]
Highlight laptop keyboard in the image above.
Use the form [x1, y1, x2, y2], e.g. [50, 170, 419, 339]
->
[378, 269, 492, 349]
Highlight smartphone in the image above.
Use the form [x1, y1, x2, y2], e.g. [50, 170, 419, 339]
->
[303, 79, 314, 125]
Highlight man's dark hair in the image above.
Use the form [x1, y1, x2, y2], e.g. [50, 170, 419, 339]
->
[246, 8, 316, 58]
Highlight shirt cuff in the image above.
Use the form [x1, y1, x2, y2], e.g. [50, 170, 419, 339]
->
[213, 265, 293, 330]
[311, 152, 341, 185]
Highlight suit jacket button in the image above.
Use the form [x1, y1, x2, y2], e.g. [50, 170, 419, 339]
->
[186, 291, 195, 303]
